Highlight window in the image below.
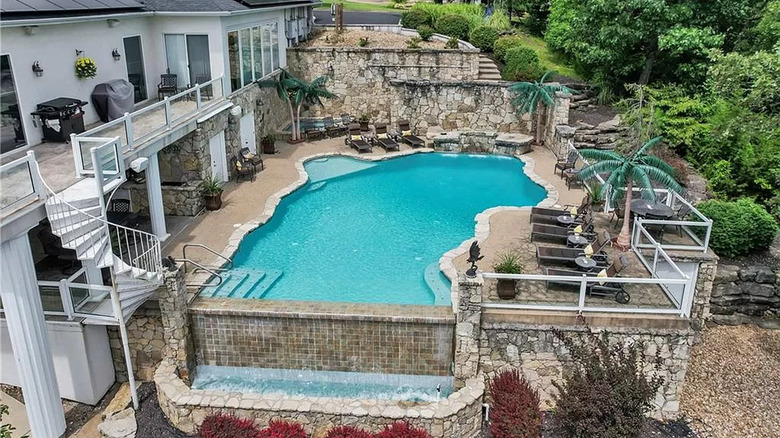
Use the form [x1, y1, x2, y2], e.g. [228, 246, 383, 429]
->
[227, 21, 283, 92]
[0, 54, 26, 153]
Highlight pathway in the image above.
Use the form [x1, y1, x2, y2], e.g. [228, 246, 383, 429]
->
[478, 55, 502, 81]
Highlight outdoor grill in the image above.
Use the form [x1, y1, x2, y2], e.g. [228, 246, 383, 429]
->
[31, 97, 88, 142]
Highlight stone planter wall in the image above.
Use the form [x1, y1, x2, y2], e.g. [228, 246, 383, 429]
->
[710, 263, 780, 324]
[107, 301, 165, 382]
[126, 182, 203, 217]
[431, 130, 534, 155]
[155, 359, 484, 437]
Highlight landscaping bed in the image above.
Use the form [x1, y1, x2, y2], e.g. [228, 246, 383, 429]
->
[304, 29, 445, 49]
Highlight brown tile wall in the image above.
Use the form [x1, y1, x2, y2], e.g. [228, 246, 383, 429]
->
[191, 312, 455, 376]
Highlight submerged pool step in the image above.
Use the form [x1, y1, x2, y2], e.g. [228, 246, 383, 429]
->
[424, 262, 451, 306]
[203, 268, 282, 299]
[247, 269, 283, 299]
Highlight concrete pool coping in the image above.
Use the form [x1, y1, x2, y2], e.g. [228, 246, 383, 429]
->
[185, 145, 562, 311]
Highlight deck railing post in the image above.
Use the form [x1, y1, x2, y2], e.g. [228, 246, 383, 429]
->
[578, 275, 587, 311]
[123, 113, 133, 147]
[195, 84, 202, 110]
[164, 97, 172, 129]
[58, 279, 74, 321]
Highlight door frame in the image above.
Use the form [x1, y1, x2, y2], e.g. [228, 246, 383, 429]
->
[163, 33, 211, 87]
[208, 131, 228, 183]
[239, 111, 256, 154]
[122, 34, 148, 104]
[0, 53, 28, 156]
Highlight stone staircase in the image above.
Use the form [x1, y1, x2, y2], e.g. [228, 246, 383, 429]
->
[478, 55, 501, 81]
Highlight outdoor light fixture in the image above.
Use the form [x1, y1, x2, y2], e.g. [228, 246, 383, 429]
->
[112, 49, 121, 61]
[22, 25, 38, 36]
[32, 61, 43, 77]
[107, 19, 120, 27]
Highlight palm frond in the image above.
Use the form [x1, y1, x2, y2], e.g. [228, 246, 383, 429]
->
[539, 88, 555, 107]
[638, 155, 676, 178]
[635, 136, 664, 157]
[578, 159, 623, 180]
[578, 149, 624, 162]
[637, 165, 683, 194]
[540, 70, 557, 83]
[629, 166, 657, 201]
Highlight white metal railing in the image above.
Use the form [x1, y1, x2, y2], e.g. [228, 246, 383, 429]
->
[36, 268, 113, 322]
[71, 76, 225, 177]
[0, 151, 43, 216]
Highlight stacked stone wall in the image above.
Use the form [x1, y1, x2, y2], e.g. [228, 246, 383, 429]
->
[711, 263, 780, 324]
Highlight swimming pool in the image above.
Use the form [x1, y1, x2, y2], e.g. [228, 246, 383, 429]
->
[204, 153, 546, 305]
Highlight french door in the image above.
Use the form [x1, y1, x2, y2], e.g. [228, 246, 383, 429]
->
[164, 34, 211, 88]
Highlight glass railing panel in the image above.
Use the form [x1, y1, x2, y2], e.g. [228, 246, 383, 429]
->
[169, 93, 199, 124]
[131, 104, 167, 143]
[39, 284, 64, 313]
[0, 159, 35, 211]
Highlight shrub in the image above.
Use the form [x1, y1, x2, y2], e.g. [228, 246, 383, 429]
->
[199, 414, 259, 438]
[357, 37, 369, 47]
[435, 14, 471, 40]
[489, 369, 542, 438]
[410, 3, 483, 30]
[485, 10, 511, 31]
[417, 25, 434, 41]
[374, 421, 431, 438]
[469, 26, 499, 52]
[493, 36, 525, 63]
[445, 37, 460, 49]
[257, 420, 307, 438]
[550, 329, 664, 438]
[400, 9, 432, 29]
[406, 37, 422, 50]
[696, 198, 779, 258]
[324, 425, 373, 438]
[502, 47, 544, 81]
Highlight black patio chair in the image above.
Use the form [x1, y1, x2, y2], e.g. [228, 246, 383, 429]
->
[555, 151, 578, 176]
[240, 147, 264, 172]
[544, 255, 631, 303]
[157, 74, 178, 100]
[233, 155, 254, 182]
[374, 123, 400, 151]
[346, 123, 372, 152]
[397, 120, 425, 148]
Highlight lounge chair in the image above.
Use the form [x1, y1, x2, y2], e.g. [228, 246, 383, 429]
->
[346, 123, 372, 152]
[544, 255, 631, 303]
[530, 195, 591, 221]
[305, 122, 327, 141]
[324, 116, 346, 138]
[240, 147, 264, 172]
[530, 223, 595, 244]
[535, 231, 611, 267]
[396, 120, 425, 148]
[374, 123, 400, 151]
[531, 210, 592, 227]
[555, 151, 578, 176]
[233, 155, 254, 182]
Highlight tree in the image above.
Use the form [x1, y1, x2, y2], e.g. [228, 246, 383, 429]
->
[257, 69, 335, 142]
[577, 137, 683, 249]
[509, 71, 572, 145]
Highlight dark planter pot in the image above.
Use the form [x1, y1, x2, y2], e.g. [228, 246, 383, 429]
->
[262, 139, 278, 154]
[496, 279, 517, 300]
[204, 192, 222, 211]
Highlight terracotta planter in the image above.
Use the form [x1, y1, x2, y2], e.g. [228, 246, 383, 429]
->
[497, 279, 517, 300]
[203, 192, 222, 211]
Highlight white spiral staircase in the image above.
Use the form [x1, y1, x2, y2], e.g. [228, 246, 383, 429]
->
[40, 165, 163, 325]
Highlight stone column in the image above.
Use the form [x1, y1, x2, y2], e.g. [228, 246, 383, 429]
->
[544, 91, 571, 147]
[146, 152, 169, 241]
[454, 274, 483, 386]
[0, 234, 66, 437]
[158, 266, 195, 381]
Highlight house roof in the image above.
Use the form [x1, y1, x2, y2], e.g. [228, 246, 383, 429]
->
[139, 0, 247, 12]
[1, 0, 144, 15]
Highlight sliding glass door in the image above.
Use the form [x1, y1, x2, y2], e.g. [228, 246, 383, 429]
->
[0, 54, 26, 154]
[123, 36, 147, 103]
[164, 34, 211, 89]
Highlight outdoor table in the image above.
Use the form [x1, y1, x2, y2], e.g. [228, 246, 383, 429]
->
[556, 215, 575, 226]
[575, 256, 597, 272]
[631, 199, 674, 219]
[567, 235, 589, 248]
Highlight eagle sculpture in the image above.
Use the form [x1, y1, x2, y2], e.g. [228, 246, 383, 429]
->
[465, 241, 483, 278]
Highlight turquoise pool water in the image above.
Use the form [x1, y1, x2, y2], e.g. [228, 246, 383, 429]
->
[219, 153, 546, 305]
[192, 365, 454, 402]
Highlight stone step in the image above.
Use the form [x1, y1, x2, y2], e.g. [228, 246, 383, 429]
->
[478, 75, 502, 81]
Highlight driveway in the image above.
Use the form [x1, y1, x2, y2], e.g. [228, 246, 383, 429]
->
[313, 10, 401, 25]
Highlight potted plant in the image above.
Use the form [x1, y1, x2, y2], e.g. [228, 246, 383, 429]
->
[261, 133, 278, 154]
[493, 251, 523, 299]
[358, 114, 370, 131]
[201, 175, 224, 211]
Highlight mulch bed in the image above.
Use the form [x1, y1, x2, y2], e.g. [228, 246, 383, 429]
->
[136, 382, 193, 438]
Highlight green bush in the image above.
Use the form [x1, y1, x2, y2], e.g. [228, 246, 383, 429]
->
[485, 10, 511, 31]
[400, 9, 432, 29]
[445, 37, 460, 49]
[494, 35, 525, 63]
[435, 14, 471, 40]
[417, 25, 434, 41]
[411, 3, 484, 30]
[696, 198, 779, 258]
[469, 26, 499, 52]
[502, 47, 544, 81]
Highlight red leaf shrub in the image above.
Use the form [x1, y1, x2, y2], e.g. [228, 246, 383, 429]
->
[374, 421, 431, 438]
[324, 425, 373, 438]
[257, 419, 307, 438]
[489, 369, 542, 438]
[198, 414, 259, 438]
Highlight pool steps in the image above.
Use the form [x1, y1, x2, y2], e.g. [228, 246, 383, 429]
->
[424, 262, 451, 306]
[201, 268, 283, 299]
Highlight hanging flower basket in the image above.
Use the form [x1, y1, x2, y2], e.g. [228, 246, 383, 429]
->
[75, 57, 97, 79]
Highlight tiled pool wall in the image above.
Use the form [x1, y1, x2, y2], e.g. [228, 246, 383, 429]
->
[156, 359, 484, 437]
[190, 299, 455, 376]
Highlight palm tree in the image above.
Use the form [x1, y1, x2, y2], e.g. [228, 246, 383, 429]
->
[257, 69, 303, 141]
[509, 71, 572, 145]
[257, 70, 334, 142]
[577, 136, 683, 249]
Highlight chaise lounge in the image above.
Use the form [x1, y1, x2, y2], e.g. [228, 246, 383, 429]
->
[530, 223, 595, 244]
[396, 120, 425, 148]
[535, 231, 611, 267]
[544, 255, 631, 303]
[374, 123, 400, 151]
[529, 195, 591, 220]
[346, 123, 372, 152]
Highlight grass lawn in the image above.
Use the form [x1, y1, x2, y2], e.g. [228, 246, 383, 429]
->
[315, 0, 398, 13]
[512, 31, 580, 79]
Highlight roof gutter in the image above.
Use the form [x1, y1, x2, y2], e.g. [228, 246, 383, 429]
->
[1, 2, 321, 27]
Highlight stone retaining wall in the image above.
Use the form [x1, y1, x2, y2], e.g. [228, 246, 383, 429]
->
[710, 263, 780, 324]
[125, 183, 203, 216]
[107, 301, 165, 382]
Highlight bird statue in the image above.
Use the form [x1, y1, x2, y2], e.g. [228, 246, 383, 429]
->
[465, 241, 483, 278]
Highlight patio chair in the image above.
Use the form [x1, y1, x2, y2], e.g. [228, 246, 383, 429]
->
[530, 223, 595, 244]
[346, 123, 372, 152]
[305, 121, 327, 141]
[233, 155, 255, 182]
[531, 209, 592, 227]
[668, 204, 692, 236]
[339, 114, 352, 128]
[374, 123, 400, 151]
[610, 205, 625, 229]
[554, 151, 578, 176]
[128, 73, 143, 101]
[530, 195, 591, 221]
[240, 147, 264, 172]
[397, 120, 425, 148]
[195, 74, 212, 99]
[535, 245, 609, 268]
[544, 255, 631, 303]
[157, 74, 178, 100]
[324, 116, 345, 138]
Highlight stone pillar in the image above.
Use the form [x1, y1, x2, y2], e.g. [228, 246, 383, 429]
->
[544, 91, 571, 147]
[158, 266, 195, 381]
[454, 274, 483, 386]
[146, 152, 169, 241]
[0, 234, 66, 437]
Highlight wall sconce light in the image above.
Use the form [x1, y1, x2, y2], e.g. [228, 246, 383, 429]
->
[112, 49, 121, 61]
[32, 61, 43, 77]
[75, 49, 84, 57]
[107, 19, 120, 28]
[22, 25, 38, 36]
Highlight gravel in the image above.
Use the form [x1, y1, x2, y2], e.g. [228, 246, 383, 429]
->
[135, 382, 193, 438]
[680, 324, 780, 438]
[303, 29, 446, 49]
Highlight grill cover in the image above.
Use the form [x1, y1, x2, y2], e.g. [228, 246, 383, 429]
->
[91, 79, 134, 122]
